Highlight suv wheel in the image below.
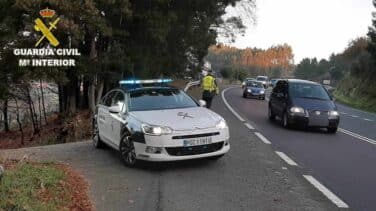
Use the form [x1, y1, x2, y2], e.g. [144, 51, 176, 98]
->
[120, 135, 137, 167]
[268, 106, 275, 120]
[93, 120, 105, 148]
[282, 112, 291, 128]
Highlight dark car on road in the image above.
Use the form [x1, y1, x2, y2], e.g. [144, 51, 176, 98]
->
[268, 79, 340, 133]
[243, 80, 266, 100]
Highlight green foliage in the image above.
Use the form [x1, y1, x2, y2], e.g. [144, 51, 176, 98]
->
[220, 67, 233, 79]
[0, 0, 254, 114]
[219, 66, 247, 81]
[294, 58, 331, 81]
[0, 163, 66, 210]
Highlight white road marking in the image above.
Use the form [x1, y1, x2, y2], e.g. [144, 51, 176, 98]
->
[303, 175, 349, 208]
[350, 115, 359, 118]
[244, 122, 255, 130]
[222, 87, 246, 122]
[340, 112, 347, 115]
[363, 118, 374, 122]
[275, 151, 298, 166]
[338, 128, 376, 145]
[254, 132, 271, 144]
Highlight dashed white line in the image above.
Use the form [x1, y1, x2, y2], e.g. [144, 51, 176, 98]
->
[340, 112, 347, 115]
[275, 151, 298, 166]
[222, 87, 245, 122]
[244, 122, 255, 130]
[303, 175, 349, 208]
[350, 115, 359, 118]
[254, 132, 271, 144]
[363, 118, 374, 122]
[339, 128, 376, 145]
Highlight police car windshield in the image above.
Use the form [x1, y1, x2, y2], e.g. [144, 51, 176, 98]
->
[128, 88, 198, 111]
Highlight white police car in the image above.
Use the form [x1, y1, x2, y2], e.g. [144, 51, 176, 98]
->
[93, 79, 230, 166]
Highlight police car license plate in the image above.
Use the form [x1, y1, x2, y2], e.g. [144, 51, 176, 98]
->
[183, 137, 212, 146]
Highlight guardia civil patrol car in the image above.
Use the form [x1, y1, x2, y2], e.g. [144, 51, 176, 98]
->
[93, 79, 230, 166]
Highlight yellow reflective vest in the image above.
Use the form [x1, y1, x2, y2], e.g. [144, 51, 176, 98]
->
[202, 75, 217, 92]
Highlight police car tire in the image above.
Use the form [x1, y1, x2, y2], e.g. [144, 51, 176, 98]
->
[120, 135, 137, 167]
[93, 120, 105, 149]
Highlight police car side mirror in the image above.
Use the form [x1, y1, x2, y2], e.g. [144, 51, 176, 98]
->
[109, 106, 121, 114]
[199, 100, 207, 107]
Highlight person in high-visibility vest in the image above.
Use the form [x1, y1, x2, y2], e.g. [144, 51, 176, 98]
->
[201, 69, 219, 109]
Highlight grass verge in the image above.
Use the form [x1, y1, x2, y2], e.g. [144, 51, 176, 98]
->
[0, 161, 92, 211]
[334, 91, 376, 113]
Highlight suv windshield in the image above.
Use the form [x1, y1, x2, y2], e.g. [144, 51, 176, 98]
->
[128, 88, 198, 111]
[289, 83, 331, 101]
[247, 81, 263, 88]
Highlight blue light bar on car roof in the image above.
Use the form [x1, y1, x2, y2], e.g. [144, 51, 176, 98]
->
[119, 79, 173, 85]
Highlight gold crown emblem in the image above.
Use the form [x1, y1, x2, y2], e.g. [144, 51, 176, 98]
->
[39, 7, 55, 18]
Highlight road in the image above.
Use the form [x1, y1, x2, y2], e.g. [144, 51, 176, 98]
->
[1, 88, 339, 211]
[224, 86, 376, 211]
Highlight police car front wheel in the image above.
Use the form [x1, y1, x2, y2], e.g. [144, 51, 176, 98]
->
[93, 120, 105, 149]
[120, 136, 137, 166]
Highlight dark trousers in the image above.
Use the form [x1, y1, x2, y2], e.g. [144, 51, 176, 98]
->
[202, 90, 215, 109]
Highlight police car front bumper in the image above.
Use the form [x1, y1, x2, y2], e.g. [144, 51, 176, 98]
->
[134, 127, 230, 161]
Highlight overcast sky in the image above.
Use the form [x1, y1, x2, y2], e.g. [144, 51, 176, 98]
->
[225, 0, 374, 63]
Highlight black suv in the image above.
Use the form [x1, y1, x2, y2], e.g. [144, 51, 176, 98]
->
[268, 79, 340, 133]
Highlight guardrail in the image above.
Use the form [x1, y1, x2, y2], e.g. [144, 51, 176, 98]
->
[184, 80, 200, 92]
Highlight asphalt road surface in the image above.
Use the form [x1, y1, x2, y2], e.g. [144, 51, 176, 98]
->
[224, 86, 376, 211]
[0, 87, 341, 211]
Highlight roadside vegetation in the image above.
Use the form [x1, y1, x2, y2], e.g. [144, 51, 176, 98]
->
[0, 0, 257, 147]
[206, 44, 294, 81]
[0, 160, 92, 210]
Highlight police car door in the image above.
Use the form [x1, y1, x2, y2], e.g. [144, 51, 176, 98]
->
[99, 91, 117, 142]
[108, 91, 127, 147]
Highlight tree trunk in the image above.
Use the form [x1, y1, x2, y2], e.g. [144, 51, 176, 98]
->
[82, 78, 89, 109]
[3, 99, 9, 132]
[96, 79, 104, 105]
[88, 81, 96, 114]
[14, 97, 24, 144]
[39, 79, 47, 124]
[26, 87, 39, 135]
[58, 83, 66, 113]
[65, 70, 78, 115]
[38, 94, 42, 128]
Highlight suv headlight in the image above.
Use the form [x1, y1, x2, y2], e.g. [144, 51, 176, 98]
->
[290, 106, 305, 114]
[260, 90, 265, 94]
[328, 110, 339, 117]
[142, 124, 172, 136]
[247, 89, 252, 93]
[216, 119, 227, 129]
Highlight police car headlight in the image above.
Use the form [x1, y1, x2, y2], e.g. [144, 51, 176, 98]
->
[247, 89, 252, 93]
[142, 124, 172, 136]
[260, 90, 265, 94]
[216, 119, 227, 129]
